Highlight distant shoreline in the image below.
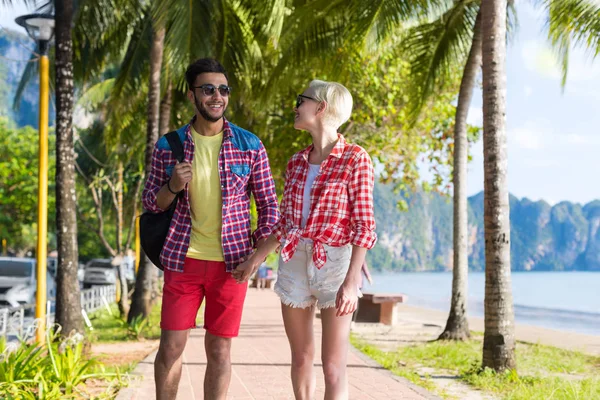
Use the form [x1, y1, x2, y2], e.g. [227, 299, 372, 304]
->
[393, 303, 600, 356]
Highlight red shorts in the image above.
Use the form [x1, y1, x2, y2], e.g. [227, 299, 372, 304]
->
[161, 258, 248, 337]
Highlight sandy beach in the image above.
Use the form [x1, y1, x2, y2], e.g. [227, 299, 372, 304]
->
[352, 303, 600, 356]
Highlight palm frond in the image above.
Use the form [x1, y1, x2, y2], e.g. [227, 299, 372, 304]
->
[77, 78, 115, 110]
[13, 50, 38, 111]
[542, 0, 600, 86]
[346, 0, 446, 46]
[400, 0, 479, 120]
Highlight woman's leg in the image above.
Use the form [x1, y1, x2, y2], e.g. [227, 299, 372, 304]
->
[320, 307, 353, 400]
[282, 304, 316, 400]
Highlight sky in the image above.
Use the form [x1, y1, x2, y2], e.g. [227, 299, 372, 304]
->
[1, 1, 599, 205]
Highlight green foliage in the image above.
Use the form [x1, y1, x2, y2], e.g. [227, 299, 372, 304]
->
[127, 315, 149, 340]
[0, 118, 56, 254]
[87, 302, 162, 342]
[0, 328, 126, 399]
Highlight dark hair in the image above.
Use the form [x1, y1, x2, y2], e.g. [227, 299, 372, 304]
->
[185, 58, 228, 89]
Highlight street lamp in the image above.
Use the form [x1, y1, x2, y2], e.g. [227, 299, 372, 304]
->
[15, 13, 54, 345]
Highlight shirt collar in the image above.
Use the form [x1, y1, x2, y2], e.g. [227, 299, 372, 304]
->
[186, 116, 233, 141]
[301, 133, 346, 162]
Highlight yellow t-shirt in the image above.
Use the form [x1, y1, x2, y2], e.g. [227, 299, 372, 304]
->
[186, 127, 224, 261]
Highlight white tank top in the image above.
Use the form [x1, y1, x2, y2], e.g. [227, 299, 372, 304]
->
[301, 163, 321, 228]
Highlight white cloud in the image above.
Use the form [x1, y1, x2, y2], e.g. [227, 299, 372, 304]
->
[509, 125, 544, 150]
[524, 86, 533, 97]
[564, 134, 600, 145]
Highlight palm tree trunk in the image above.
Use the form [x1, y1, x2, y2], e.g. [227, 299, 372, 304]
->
[439, 11, 483, 341]
[128, 24, 165, 323]
[159, 80, 172, 135]
[481, 0, 516, 371]
[54, 0, 84, 337]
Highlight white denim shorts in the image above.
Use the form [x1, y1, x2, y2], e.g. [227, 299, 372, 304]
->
[274, 240, 357, 309]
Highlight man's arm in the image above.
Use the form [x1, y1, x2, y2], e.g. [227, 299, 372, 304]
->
[142, 143, 193, 212]
[142, 144, 168, 213]
[248, 142, 280, 246]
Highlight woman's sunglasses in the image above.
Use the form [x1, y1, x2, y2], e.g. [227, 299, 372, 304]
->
[296, 94, 318, 108]
[192, 84, 232, 97]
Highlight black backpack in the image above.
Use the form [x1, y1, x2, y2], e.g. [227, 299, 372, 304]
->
[140, 131, 184, 270]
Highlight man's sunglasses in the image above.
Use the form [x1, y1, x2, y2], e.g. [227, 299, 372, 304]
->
[192, 84, 232, 97]
[296, 94, 318, 108]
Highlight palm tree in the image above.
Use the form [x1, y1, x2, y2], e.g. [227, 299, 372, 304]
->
[128, 23, 164, 322]
[54, 0, 84, 336]
[441, 11, 482, 340]
[400, 1, 485, 340]
[481, 0, 516, 371]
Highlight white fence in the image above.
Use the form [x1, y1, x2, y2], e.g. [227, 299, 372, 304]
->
[0, 284, 116, 340]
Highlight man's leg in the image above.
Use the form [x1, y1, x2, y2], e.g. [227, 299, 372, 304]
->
[204, 332, 232, 399]
[154, 329, 190, 400]
[202, 260, 248, 400]
[281, 304, 316, 400]
[320, 307, 353, 400]
[156, 259, 205, 399]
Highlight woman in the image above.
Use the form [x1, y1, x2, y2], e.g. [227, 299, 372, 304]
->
[233, 80, 377, 399]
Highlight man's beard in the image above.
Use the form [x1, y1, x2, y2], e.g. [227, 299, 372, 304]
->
[194, 95, 225, 123]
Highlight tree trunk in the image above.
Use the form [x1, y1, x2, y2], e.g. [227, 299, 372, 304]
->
[128, 24, 165, 323]
[481, 0, 516, 371]
[54, 0, 84, 337]
[116, 260, 130, 317]
[439, 11, 483, 342]
[116, 161, 124, 254]
[159, 80, 172, 135]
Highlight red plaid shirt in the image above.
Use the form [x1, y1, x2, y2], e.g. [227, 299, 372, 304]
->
[272, 134, 377, 269]
[142, 118, 279, 273]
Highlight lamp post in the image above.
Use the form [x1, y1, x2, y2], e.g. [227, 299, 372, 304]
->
[15, 13, 54, 345]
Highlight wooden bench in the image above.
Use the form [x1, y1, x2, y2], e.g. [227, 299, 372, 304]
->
[355, 293, 407, 325]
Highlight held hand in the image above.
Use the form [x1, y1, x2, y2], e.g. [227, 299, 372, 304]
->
[232, 255, 259, 284]
[335, 279, 359, 317]
[169, 161, 193, 192]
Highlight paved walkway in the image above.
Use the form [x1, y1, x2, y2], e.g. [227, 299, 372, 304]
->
[116, 289, 438, 399]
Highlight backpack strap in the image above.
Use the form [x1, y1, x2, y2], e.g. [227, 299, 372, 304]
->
[165, 131, 185, 163]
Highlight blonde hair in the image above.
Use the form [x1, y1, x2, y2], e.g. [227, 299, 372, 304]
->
[308, 80, 353, 128]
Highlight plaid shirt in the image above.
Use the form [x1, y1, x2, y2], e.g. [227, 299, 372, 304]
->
[142, 118, 279, 273]
[272, 134, 377, 269]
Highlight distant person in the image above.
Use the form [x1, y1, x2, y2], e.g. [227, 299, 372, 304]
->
[234, 80, 377, 399]
[142, 58, 279, 400]
[256, 263, 269, 289]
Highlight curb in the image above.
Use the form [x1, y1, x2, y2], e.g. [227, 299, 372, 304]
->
[115, 349, 158, 400]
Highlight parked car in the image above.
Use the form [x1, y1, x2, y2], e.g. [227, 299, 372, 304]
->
[82, 259, 116, 289]
[48, 256, 86, 283]
[0, 257, 56, 308]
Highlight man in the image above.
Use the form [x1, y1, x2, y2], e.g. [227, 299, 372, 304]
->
[142, 58, 279, 400]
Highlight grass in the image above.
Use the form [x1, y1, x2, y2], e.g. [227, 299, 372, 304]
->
[86, 302, 163, 343]
[351, 334, 600, 400]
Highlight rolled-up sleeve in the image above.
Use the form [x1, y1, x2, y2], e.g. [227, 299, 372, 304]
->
[347, 150, 377, 249]
[270, 160, 292, 244]
[142, 143, 167, 213]
[249, 142, 280, 245]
